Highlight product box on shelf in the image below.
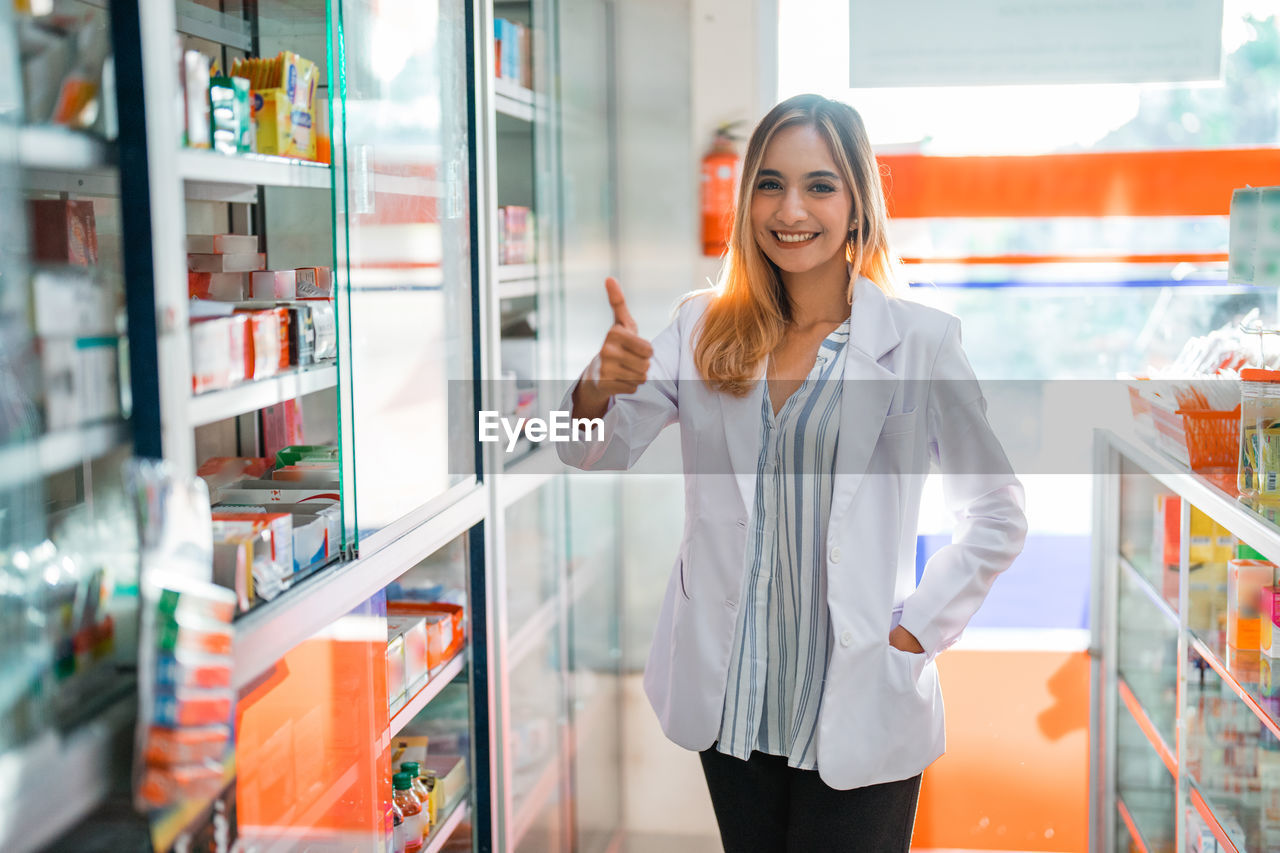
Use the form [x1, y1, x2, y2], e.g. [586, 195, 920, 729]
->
[233, 52, 319, 160]
[198, 457, 273, 501]
[37, 335, 120, 429]
[389, 615, 430, 698]
[1229, 558, 1277, 649]
[156, 649, 232, 690]
[190, 314, 250, 393]
[30, 269, 117, 337]
[388, 634, 407, 713]
[216, 482, 340, 507]
[28, 198, 99, 266]
[211, 512, 294, 582]
[294, 266, 332, 298]
[388, 601, 465, 666]
[250, 269, 297, 300]
[182, 50, 212, 149]
[209, 75, 251, 156]
[261, 401, 306, 460]
[420, 755, 468, 814]
[305, 300, 337, 360]
[188, 271, 247, 301]
[188, 252, 266, 274]
[187, 234, 259, 255]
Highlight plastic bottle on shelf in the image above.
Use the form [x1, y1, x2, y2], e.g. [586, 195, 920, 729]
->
[393, 772, 424, 853]
[400, 762, 433, 838]
[1239, 368, 1280, 499]
[390, 798, 405, 853]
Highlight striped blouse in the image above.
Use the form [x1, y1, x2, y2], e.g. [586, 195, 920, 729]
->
[716, 318, 849, 770]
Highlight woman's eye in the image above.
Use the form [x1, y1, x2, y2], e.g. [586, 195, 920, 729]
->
[756, 179, 782, 191]
[810, 182, 836, 194]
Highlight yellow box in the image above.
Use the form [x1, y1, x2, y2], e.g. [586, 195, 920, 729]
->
[251, 88, 292, 156]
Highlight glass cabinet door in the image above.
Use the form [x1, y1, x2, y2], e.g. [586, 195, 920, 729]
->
[566, 475, 622, 853]
[504, 479, 569, 853]
[1, 0, 139, 847]
[332, 0, 476, 549]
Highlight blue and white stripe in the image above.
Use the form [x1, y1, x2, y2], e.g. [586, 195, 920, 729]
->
[717, 318, 849, 770]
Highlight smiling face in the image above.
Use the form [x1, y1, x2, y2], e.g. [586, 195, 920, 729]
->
[749, 123, 857, 285]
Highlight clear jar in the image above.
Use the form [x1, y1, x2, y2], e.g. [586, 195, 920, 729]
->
[1239, 368, 1280, 498]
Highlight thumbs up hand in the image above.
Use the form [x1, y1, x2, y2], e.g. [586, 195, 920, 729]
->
[572, 277, 654, 419]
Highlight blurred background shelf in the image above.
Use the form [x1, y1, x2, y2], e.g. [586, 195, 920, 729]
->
[0, 421, 129, 490]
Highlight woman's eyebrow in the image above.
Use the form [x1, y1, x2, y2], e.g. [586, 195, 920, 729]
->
[757, 168, 840, 180]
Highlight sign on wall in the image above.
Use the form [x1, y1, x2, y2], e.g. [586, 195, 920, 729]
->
[849, 0, 1224, 88]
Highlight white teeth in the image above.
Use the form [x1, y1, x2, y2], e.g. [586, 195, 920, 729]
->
[775, 232, 817, 243]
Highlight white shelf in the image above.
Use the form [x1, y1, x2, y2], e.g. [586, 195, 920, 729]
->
[497, 263, 537, 282]
[390, 651, 468, 737]
[495, 78, 536, 123]
[423, 798, 470, 853]
[508, 595, 559, 671]
[233, 484, 489, 690]
[17, 125, 113, 172]
[178, 149, 332, 194]
[188, 364, 337, 427]
[0, 422, 129, 490]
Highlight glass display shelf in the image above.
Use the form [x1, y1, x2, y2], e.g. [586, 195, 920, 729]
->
[389, 650, 468, 739]
[0, 421, 129, 490]
[1118, 564, 1180, 752]
[1185, 645, 1280, 852]
[188, 364, 337, 427]
[1116, 797, 1153, 853]
[1108, 430, 1280, 567]
[498, 262, 538, 282]
[173, 0, 252, 50]
[509, 596, 559, 671]
[423, 799, 471, 853]
[0, 696, 135, 853]
[16, 125, 113, 172]
[500, 277, 539, 300]
[501, 444, 565, 501]
[1119, 554, 1178, 630]
[1116, 690, 1176, 852]
[177, 149, 332, 192]
[231, 483, 488, 689]
[495, 77, 537, 122]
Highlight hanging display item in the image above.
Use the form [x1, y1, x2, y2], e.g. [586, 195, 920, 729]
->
[127, 460, 238, 853]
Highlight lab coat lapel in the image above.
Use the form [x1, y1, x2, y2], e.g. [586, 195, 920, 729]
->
[830, 277, 902, 525]
[719, 363, 766, 512]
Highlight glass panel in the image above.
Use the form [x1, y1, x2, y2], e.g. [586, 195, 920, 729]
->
[1116, 704, 1176, 852]
[566, 476, 620, 853]
[1185, 656, 1279, 851]
[505, 481, 563, 639]
[236, 596, 386, 850]
[1118, 566, 1179, 749]
[510, 626, 567, 853]
[3, 0, 137, 807]
[1118, 460, 1175, 603]
[333, 0, 475, 544]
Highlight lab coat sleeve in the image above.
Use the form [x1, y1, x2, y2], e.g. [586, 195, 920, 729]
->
[555, 303, 684, 471]
[897, 317, 1027, 658]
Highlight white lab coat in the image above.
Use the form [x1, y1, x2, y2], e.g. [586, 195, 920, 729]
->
[557, 276, 1027, 790]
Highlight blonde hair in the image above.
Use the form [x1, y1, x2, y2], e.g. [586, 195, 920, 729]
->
[694, 94, 899, 396]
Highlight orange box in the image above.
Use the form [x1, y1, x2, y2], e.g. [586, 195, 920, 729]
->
[388, 601, 465, 664]
[1229, 558, 1276, 649]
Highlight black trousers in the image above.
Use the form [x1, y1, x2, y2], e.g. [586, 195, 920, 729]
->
[699, 747, 922, 853]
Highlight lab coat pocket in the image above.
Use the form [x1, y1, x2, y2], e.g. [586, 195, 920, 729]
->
[880, 408, 918, 437]
[886, 644, 927, 694]
[677, 555, 691, 601]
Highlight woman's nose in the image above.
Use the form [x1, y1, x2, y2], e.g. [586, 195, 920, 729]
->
[778, 189, 806, 224]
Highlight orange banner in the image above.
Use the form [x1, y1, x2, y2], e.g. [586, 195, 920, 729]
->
[879, 147, 1280, 218]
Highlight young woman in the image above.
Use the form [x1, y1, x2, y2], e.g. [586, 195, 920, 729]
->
[559, 93, 1026, 852]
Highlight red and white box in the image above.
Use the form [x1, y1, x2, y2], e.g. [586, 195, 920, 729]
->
[250, 269, 297, 300]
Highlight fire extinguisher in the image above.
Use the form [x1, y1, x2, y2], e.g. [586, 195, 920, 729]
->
[701, 122, 743, 257]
